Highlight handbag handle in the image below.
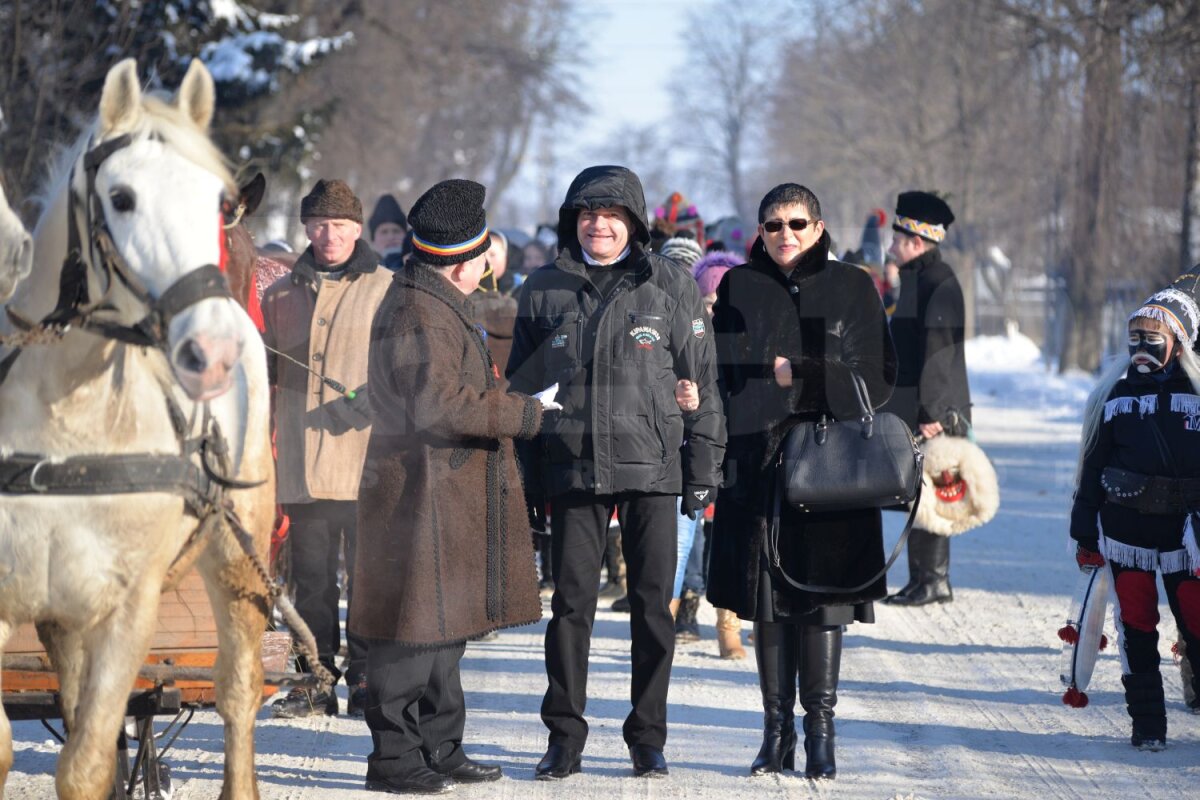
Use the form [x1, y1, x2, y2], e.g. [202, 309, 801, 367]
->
[766, 467, 923, 595]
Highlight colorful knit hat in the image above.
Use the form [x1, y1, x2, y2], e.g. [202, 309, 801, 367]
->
[692, 250, 741, 296]
[1129, 287, 1200, 350]
[861, 208, 887, 267]
[659, 236, 705, 268]
[652, 191, 704, 243]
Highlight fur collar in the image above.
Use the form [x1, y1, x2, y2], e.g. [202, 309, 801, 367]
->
[747, 230, 831, 284]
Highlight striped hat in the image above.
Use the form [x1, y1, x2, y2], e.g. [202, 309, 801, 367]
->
[408, 179, 492, 266]
[1130, 287, 1200, 350]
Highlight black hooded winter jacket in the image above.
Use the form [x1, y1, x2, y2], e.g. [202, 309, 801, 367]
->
[506, 165, 726, 498]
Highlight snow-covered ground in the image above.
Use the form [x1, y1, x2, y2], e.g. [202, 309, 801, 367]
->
[7, 332, 1200, 798]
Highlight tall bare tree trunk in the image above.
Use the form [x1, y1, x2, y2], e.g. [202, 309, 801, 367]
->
[1062, 14, 1124, 372]
[1182, 73, 1199, 273]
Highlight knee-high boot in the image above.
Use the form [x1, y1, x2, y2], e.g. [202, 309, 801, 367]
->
[884, 529, 952, 606]
[1122, 672, 1167, 749]
[799, 625, 841, 780]
[750, 622, 797, 775]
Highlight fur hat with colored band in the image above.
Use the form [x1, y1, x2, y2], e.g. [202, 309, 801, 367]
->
[368, 193, 408, 238]
[407, 179, 491, 267]
[1129, 287, 1200, 351]
[301, 178, 363, 224]
[893, 191, 954, 244]
[914, 435, 1000, 537]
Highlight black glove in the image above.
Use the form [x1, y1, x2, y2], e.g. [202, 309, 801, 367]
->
[681, 487, 714, 520]
[528, 493, 548, 535]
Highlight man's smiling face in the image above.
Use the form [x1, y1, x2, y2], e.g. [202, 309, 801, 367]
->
[577, 206, 631, 265]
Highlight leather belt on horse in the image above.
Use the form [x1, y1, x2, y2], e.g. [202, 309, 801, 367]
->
[0, 452, 211, 498]
[1101, 466, 1200, 514]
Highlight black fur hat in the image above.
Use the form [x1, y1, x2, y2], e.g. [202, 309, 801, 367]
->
[408, 179, 491, 266]
[893, 191, 954, 244]
[368, 193, 408, 238]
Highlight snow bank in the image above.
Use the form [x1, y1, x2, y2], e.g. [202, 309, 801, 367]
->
[967, 330, 1094, 421]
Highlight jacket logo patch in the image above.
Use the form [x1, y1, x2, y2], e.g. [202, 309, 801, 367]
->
[692, 318, 705, 338]
[630, 325, 662, 350]
[693, 489, 709, 501]
[551, 333, 568, 349]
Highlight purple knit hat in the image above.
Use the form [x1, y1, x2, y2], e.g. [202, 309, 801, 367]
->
[692, 251, 742, 296]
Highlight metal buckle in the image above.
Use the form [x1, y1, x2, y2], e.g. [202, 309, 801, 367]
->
[27, 459, 50, 493]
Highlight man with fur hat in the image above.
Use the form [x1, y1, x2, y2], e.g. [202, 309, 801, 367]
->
[882, 190, 972, 607]
[507, 165, 726, 779]
[353, 179, 554, 793]
[263, 179, 392, 719]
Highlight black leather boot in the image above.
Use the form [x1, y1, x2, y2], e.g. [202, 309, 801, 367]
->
[884, 529, 952, 606]
[799, 625, 841, 779]
[750, 622, 797, 775]
[1122, 672, 1167, 750]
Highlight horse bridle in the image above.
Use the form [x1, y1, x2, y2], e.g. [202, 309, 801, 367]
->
[0, 131, 233, 384]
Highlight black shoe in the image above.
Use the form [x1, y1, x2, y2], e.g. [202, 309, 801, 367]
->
[882, 581, 952, 606]
[611, 594, 631, 613]
[272, 686, 338, 719]
[534, 744, 581, 780]
[347, 682, 369, 718]
[365, 767, 454, 794]
[432, 757, 502, 783]
[597, 579, 625, 599]
[629, 744, 668, 778]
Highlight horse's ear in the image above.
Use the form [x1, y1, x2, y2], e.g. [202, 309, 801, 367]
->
[175, 59, 216, 131]
[240, 172, 267, 217]
[99, 59, 143, 135]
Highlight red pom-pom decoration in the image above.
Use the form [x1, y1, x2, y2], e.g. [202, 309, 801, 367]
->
[1099, 634, 1108, 651]
[1058, 625, 1079, 644]
[871, 208, 887, 228]
[1062, 687, 1089, 708]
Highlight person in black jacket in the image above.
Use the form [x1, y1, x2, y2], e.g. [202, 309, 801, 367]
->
[1070, 288, 1200, 750]
[706, 184, 896, 780]
[881, 191, 971, 606]
[506, 165, 726, 780]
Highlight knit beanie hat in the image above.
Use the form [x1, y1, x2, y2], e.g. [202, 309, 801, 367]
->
[659, 236, 705, 268]
[861, 208, 887, 267]
[368, 193, 408, 238]
[300, 178, 363, 224]
[652, 191, 704, 243]
[407, 179, 491, 266]
[692, 251, 741, 296]
[893, 191, 954, 244]
[1129, 287, 1200, 351]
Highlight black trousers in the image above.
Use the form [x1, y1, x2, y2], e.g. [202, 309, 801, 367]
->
[364, 640, 467, 776]
[285, 500, 368, 685]
[542, 491, 678, 750]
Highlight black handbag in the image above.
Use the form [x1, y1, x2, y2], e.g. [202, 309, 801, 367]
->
[779, 372, 923, 511]
[767, 372, 925, 595]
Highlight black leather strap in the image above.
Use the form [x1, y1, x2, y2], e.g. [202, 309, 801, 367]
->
[0, 452, 210, 498]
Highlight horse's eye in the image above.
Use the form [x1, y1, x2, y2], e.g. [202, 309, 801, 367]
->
[109, 187, 136, 213]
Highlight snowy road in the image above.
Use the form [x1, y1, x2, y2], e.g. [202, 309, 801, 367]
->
[7, 335, 1200, 798]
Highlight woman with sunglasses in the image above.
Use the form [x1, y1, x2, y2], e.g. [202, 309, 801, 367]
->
[707, 183, 897, 780]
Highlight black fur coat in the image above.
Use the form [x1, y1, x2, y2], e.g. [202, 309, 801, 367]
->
[706, 233, 898, 620]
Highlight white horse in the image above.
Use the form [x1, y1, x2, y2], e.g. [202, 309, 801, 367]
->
[0, 60, 276, 799]
[0, 180, 32, 302]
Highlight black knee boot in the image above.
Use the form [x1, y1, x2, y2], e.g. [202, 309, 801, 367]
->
[750, 622, 797, 775]
[884, 529, 952, 606]
[1122, 672, 1167, 749]
[799, 625, 841, 780]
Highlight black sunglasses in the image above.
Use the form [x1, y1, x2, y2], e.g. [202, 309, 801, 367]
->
[762, 218, 814, 234]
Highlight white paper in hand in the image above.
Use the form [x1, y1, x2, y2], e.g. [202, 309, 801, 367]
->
[534, 382, 562, 411]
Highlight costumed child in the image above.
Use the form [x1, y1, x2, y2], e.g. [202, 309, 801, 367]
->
[1070, 288, 1200, 750]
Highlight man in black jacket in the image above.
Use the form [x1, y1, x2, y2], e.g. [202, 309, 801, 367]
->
[507, 165, 725, 779]
[882, 191, 972, 606]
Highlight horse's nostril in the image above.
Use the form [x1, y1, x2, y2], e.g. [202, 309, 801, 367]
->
[176, 339, 208, 374]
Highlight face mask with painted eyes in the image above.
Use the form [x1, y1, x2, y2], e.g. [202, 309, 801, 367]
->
[1128, 327, 1173, 373]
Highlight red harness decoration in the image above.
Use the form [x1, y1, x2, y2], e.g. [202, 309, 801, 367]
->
[217, 213, 228, 273]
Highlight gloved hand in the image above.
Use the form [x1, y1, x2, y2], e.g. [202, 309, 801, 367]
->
[681, 487, 714, 520]
[1076, 543, 1105, 568]
[528, 497, 548, 535]
[533, 382, 562, 411]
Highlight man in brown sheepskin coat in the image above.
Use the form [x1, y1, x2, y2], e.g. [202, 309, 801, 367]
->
[351, 179, 553, 794]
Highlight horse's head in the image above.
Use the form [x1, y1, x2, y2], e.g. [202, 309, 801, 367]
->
[0, 178, 33, 302]
[78, 59, 243, 401]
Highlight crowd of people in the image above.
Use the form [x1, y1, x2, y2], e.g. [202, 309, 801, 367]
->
[248, 165, 1200, 794]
